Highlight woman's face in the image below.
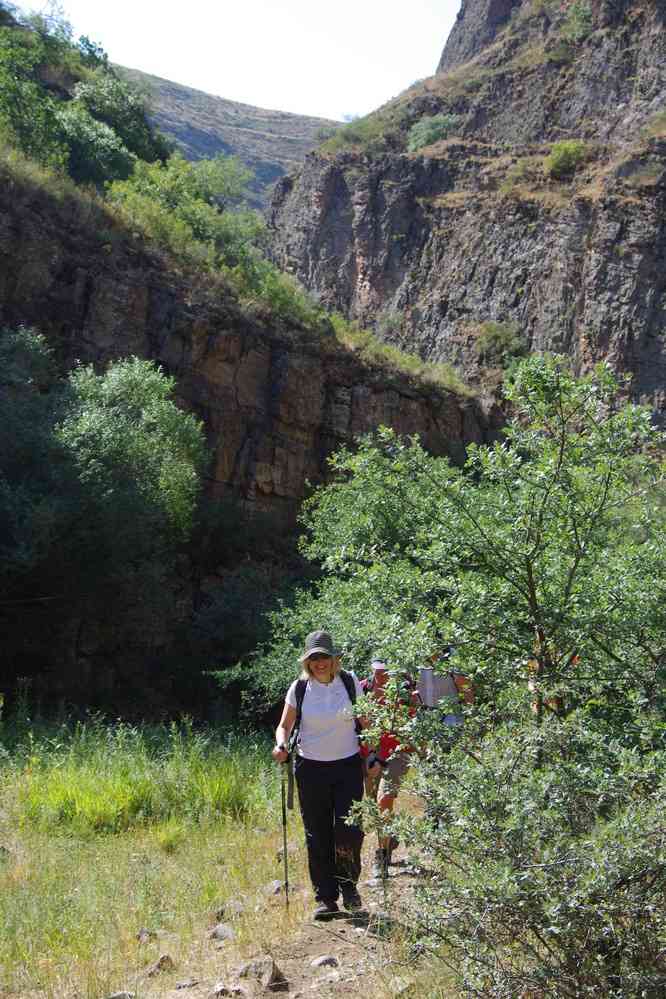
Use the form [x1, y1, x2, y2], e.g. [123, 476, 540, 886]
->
[307, 653, 334, 682]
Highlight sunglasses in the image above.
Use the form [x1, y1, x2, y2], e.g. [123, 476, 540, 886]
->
[308, 653, 332, 662]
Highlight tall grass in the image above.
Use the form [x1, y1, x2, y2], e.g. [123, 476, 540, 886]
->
[0, 714, 303, 997]
[4, 717, 274, 835]
[330, 313, 473, 396]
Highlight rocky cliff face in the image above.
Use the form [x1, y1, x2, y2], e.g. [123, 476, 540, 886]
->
[0, 164, 491, 525]
[438, 0, 521, 72]
[269, 1, 666, 417]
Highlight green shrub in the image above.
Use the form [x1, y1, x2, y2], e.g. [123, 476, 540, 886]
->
[407, 113, 462, 153]
[70, 71, 170, 163]
[0, 26, 67, 168]
[329, 313, 472, 395]
[543, 138, 588, 179]
[561, 0, 593, 43]
[0, 331, 207, 684]
[474, 320, 527, 366]
[321, 107, 407, 154]
[375, 309, 404, 338]
[247, 355, 666, 995]
[56, 103, 135, 185]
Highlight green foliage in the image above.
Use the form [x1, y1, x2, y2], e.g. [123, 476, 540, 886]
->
[58, 356, 206, 538]
[408, 721, 666, 997]
[544, 138, 588, 179]
[561, 0, 594, 44]
[0, 14, 169, 185]
[108, 153, 329, 329]
[249, 355, 666, 994]
[322, 113, 386, 151]
[474, 320, 527, 366]
[0, 329, 207, 688]
[0, 26, 66, 168]
[108, 154, 262, 263]
[75, 34, 108, 70]
[375, 309, 404, 339]
[70, 72, 170, 163]
[9, 719, 273, 834]
[56, 102, 135, 184]
[407, 113, 462, 153]
[321, 106, 407, 154]
[330, 313, 472, 394]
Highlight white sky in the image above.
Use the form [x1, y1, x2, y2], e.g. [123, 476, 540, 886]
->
[28, 1, 461, 121]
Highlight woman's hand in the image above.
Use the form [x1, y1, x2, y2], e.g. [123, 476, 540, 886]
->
[272, 744, 289, 763]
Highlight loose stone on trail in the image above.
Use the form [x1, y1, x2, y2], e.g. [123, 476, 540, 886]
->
[215, 898, 245, 920]
[237, 955, 288, 991]
[106, 993, 135, 999]
[310, 955, 339, 969]
[210, 984, 247, 998]
[175, 979, 199, 990]
[208, 922, 236, 942]
[146, 953, 174, 976]
[135, 927, 157, 943]
[262, 879, 283, 896]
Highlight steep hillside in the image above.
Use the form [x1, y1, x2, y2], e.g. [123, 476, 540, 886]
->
[121, 67, 338, 207]
[0, 155, 493, 526]
[269, 0, 666, 417]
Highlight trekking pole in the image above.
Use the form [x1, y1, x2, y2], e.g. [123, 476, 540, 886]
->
[280, 761, 290, 911]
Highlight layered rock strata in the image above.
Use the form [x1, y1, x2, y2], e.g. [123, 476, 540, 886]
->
[269, 1, 666, 417]
[0, 169, 491, 524]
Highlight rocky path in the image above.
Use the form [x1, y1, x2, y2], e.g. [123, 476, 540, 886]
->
[132, 851, 419, 999]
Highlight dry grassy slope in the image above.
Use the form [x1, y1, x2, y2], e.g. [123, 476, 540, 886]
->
[120, 66, 338, 208]
[269, 0, 666, 416]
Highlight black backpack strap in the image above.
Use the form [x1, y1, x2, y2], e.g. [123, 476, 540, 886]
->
[287, 677, 308, 811]
[339, 669, 362, 735]
[289, 677, 308, 752]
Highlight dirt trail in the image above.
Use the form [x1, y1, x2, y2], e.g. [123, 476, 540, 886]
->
[269, 857, 417, 999]
[142, 844, 419, 999]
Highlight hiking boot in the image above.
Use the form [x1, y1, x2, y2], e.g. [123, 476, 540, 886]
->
[313, 900, 339, 921]
[341, 886, 363, 911]
[372, 848, 389, 879]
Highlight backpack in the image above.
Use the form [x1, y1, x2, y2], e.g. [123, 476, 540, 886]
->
[288, 669, 362, 752]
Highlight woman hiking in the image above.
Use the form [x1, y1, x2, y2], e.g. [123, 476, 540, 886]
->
[272, 630, 379, 920]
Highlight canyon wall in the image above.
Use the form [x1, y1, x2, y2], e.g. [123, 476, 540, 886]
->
[270, 1, 666, 417]
[0, 167, 492, 525]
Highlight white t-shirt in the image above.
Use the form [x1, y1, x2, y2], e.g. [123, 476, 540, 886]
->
[286, 672, 363, 761]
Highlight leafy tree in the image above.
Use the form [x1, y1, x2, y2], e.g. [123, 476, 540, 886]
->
[0, 329, 207, 696]
[0, 26, 66, 167]
[76, 35, 108, 69]
[56, 102, 135, 184]
[70, 72, 170, 163]
[474, 319, 527, 367]
[245, 355, 666, 994]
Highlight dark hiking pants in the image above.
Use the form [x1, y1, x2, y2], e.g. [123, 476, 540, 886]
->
[295, 752, 364, 903]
